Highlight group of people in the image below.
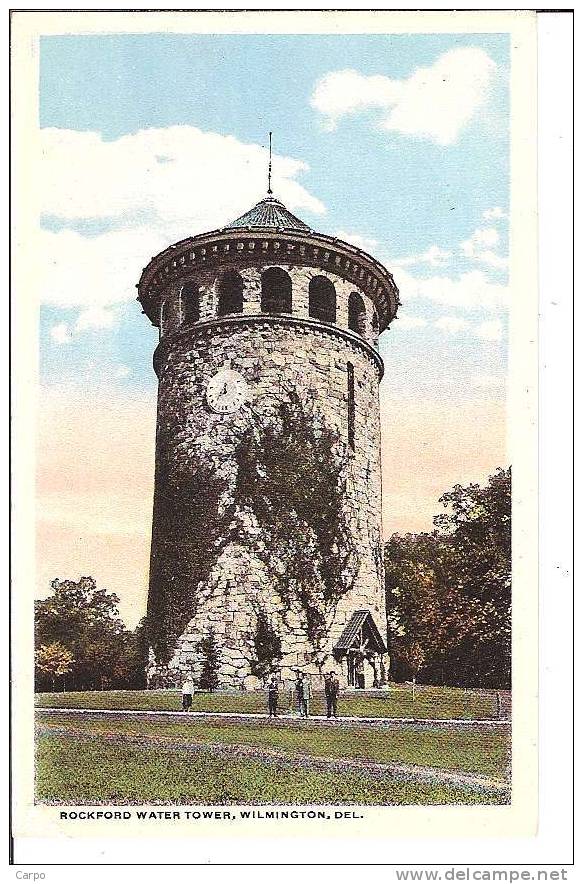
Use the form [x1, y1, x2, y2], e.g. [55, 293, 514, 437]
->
[181, 670, 342, 718]
[266, 670, 340, 719]
[265, 671, 312, 718]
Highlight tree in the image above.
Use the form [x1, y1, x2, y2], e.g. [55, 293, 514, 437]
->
[385, 532, 467, 682]
[197, 628, 221, 692]
[35, 642, 74, 691]
[117, 617, 150, 689]
[385, 468, 511, 689]
[394, 640, 425, 682]
[434, 467, 511, 688]
[249, 610, 283, 681]
[35, 577, 129, 691]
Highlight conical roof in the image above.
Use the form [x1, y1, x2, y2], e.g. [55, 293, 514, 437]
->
[225, 196, 311, 232]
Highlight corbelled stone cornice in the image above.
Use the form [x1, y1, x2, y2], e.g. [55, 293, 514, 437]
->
[137, 228, 400, 333]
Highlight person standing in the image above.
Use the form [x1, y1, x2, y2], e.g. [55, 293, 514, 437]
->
[355, 656, 365, 690]
[181, 675, 194, 711]
[325, 670, 340, 718]
[301, 673, 312, 718]
[267, 674, 279, 718]
[294, 671, 304, 716]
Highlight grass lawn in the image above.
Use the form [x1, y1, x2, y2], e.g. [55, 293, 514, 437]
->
[36, 685, 500, 720]
[37, 711, 509, 780]
[35, 732, 508, 805]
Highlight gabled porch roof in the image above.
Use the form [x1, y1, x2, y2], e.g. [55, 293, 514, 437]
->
[334, 609, 387, 654]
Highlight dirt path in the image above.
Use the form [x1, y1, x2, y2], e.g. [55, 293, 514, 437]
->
[37, 706, 510, 730]
[36, 720, 510, 796]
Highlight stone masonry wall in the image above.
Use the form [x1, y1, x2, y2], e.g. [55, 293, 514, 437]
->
[147, 265, 386, 689]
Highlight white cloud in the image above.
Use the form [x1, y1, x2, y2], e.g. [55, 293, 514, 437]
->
[40, 226, 161, 309]
[393, 267, 508, 312]
[334, 230, 379, 254]
[394, 245, 452, 269]
[473, 249, 508, 269]
[389, 219, 506, 277]
[50, 323, 72, 344]
[312, 70, 398, 130]
[472, 373, 505, 388]
[434, 316, 469, 335]
[395, 313, 428, 330]
[474, 319, 504, 341]
[39, 127, 325, 311]
[75, 306, 117, 332]
[482, 207, 507, 221]
[469, 227, 499, 249]
[422, 246, 452, 267]
[393, 306, 505, 342]
[461, 226, 507, 269]
[311, 48, 496, 145]
[49, 306, 119, 346]
[41, 126, 324, 226]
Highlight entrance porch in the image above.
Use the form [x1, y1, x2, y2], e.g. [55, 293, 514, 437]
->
[333, 610, 388, 688]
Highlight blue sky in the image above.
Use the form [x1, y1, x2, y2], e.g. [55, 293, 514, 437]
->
[39, 32, 510, 400]
[36, 30, 511, 622]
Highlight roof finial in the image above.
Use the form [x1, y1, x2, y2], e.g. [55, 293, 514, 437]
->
[267, 131, 273, 195]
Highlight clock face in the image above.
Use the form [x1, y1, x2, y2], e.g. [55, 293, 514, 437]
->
[206, 369, 248, 414]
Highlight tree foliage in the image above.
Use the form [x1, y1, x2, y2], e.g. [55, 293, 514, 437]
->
[35, 642, 74, 690]
[148, 432, 236, 664]
[233, 390, 359, 653]
[112, 617, 150, 689]
[197, 628, 221, 692]
[249, 610, 283, 681]
[35, 577, 147, 691]
[385, 468, 511, 689]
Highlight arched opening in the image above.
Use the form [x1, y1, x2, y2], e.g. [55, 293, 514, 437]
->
[181, 282, 200, 325]
[348, 292, 366, 336]
[261, 267, 292, 314]
[217, 271, 244, 316]
[309, 276, 336, 323]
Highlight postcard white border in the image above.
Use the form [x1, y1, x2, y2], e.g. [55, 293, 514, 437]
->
[10, 7, 546, 861]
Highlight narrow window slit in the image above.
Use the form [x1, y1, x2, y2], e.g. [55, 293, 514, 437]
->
[347, 361, 355, 450]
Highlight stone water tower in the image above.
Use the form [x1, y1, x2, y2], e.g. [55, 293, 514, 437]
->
[137, 189, 399, 689]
